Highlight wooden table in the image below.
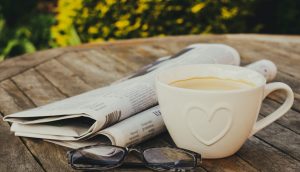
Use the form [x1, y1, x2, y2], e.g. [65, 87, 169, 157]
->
[0, 34, 299, 172]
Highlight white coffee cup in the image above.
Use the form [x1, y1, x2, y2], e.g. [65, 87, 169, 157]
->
[156, 64, 294, 159]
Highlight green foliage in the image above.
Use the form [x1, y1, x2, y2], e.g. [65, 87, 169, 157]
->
[247, 0, 300, 34]
[52, 0, 257, 46]
[0, 0, 300, 60]
[0, 27, 36, 60]
[0, 0, 54, 60]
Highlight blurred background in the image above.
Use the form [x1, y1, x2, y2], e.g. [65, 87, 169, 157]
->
[0, 0, 299, 60]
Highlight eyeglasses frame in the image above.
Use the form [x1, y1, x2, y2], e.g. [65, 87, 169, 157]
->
[67, 144, 201, 171]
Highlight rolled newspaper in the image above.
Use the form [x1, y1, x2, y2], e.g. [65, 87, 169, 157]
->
[246, 59, 277, 82]
[4, 44, 241, 141]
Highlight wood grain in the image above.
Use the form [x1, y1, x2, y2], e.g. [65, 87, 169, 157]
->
[270, 72, 300, 112]
[12, 69, 66, 106]
[237, 137, 300, 172]
[0, 34, 299, 172]
[0, 80, 35, 112]
[57, 51, 116, 87]
[36, 59, 92, 96]
[1, 74, 75, 171]
[80, 50, 133, 77]
[0, 49, 65, 82]
[0, 86, 43, 172]
[0, 80, 32, 115]
[0, 115, 44, 172]
[202, 156, 258, 172]
[255, 115, 300, 161]
[261, 99, 300, 134]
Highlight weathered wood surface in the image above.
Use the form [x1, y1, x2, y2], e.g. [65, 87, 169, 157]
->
[0, 34, 299, 172]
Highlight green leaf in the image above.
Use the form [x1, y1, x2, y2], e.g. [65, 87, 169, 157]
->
[21, 40, 36, 53]
[68, 26, 81, 45]
[2, 39, 20, 56]
[2, 39, 36, 58]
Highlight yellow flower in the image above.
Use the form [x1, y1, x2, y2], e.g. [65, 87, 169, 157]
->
[56, 14, 72, 25]
[221, 7, 238, 19]
[176, 18, 184, 24]
[102, 26, 110, 37]
[95, 3, 103, 10]
[139, 0, 149, 2]
[55, 35, 68, 46]
[50, 27, 60, 38]
[115, 20, 130, 29]
[130, 18, 141, 30]
[191, 3, 206, 13]
[82, 7, 89, 18]
[136, 3, 149, 14]
[105, 0, 116, 6]
[120, 14, 130, 20]
[88, 26, 98, 34]
[101, 6, 109, 15]
[56, 22, 69, 31]
[72, 0, 82, 9]
[115, 30, 123, 37]
[93, 38, 105, 43]
[96, 3, 109, 16]
[142, 24, 148, 30]
[52, 0, 83, 46]
[66, 9, 77, 17]
[51, 26, 59, 33]
[140, 32, 148, 37]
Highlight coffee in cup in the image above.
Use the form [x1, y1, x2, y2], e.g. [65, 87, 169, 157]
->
[156, 64, 294, 158]
[170, 77, 255, 91]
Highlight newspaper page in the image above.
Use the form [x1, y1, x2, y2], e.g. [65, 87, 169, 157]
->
[48, 106, 165, 148]
[47, 59, 277, 149]
[4, 44, 241, 141]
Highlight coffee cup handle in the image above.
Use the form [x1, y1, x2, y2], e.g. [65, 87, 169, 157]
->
[249, 82, 294, 137]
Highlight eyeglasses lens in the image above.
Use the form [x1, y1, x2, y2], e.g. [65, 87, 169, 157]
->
[143, 147, 195, 169]
[71, 146, 125, 169]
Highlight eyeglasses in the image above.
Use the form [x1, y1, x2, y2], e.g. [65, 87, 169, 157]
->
[67, 145, 201, 171]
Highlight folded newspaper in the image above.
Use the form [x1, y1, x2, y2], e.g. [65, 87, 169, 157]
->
[3, 44, 277, 149]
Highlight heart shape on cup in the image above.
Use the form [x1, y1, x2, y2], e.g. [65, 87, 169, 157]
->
[186, 104, 232, 146]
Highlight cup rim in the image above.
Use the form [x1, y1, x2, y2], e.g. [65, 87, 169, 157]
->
[155, 64, 266, 94]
